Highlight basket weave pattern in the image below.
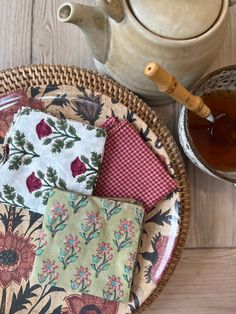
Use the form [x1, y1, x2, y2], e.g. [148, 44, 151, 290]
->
[0, 64, 191, 313]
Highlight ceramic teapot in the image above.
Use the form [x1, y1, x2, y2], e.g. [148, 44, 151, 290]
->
[57, 0, 236, 104]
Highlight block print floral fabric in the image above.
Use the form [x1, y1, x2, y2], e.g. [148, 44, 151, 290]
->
[94, 117, 177, 211]
[0, 108, 106, 214]
[0, 90, 44, 142]
[31, 189, 144, 303]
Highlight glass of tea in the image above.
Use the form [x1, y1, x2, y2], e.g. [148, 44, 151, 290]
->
[178, 65, 236, 184]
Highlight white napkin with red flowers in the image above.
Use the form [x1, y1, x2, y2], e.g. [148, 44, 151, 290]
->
[0, 107, 106, 213]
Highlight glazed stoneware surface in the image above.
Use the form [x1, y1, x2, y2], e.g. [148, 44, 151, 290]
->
[178, 65, 236, 184]
[0, 85, 180, 313]
[58, 0, 231, 103]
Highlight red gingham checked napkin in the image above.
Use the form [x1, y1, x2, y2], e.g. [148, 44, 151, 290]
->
[94, 117, 177, 212]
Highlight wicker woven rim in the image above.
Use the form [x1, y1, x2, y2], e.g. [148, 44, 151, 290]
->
[0, 64, 191, 313]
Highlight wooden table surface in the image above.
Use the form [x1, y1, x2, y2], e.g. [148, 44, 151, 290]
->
[1, 1, 236, 313]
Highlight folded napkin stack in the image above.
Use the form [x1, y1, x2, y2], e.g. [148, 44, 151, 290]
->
[0, 103, 177, 303]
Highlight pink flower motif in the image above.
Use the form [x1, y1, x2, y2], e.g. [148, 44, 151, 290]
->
[85, 211, 102, 228]
[118, 218, 134, 234]
[52, 271, 59, 281]
[26, 172, 42, 193]
[107, 275, 123, 291]
[128, 251, 137, 267]
[75, 266, 91, 283]
[36, 119, 52, 139]
[39, 230, 47, 246]
[51, 202, 67, 218]
[42, 259, 58, 275]
[97, 242, 112, 255]
[64, 234, 80, 251]
[108, 254, 113, 261]
[71, 157, 87, 178]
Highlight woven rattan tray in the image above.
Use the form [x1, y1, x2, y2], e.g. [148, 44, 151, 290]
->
[0, 65, 191, 313]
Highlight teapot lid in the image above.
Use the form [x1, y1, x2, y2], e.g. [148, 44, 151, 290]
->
[128, 0, 223, 40]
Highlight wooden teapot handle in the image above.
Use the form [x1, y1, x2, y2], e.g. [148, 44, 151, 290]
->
[144, 62, 211, 119]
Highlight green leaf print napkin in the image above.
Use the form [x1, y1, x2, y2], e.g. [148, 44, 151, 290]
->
[0, 107, 106, 213]
[31, 188, 144, 303]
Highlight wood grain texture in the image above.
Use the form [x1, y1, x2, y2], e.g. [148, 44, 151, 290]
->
[0, 0, 33, 69]
[32, 0, 95, 68]
[146, 249, 236, 314]
[185, 5, 236, 248]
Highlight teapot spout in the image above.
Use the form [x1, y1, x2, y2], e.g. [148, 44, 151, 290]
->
[57, 2, 108, 63]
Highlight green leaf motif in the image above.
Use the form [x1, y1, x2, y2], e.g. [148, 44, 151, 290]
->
[3, 185, 16, 201]
[47, 167, 58, 184]
[37, 170, 45, 179]
[46, 225, 53, 232]
[23, 158, 32, 166]
[65, 141, 74, 149]
[58, 224, 65, 231]
[71, 280, 79, 290]
[46, 117, 55, 127]
[114, 231, 121, 240]
[96, 129, 106, 138]
[91, 152, 101, 168]
[14, 130, 26, 146]
[122, 241, 132, 248]
[26, 142, 34, 151]
[52, 139, 64, 153]
[36, 248, 43, 256]
[86, 175, 96, 190]
[113, 239, 118, 246]
[79, 232, 86, 239]
[68, 125, 77, 136]
[101, 263, 110, 271]
[58, 178, 67, 189]
[77, 175, 86, 183]
[20, 107, 32, 116]
[9, 156, 21, 170]
[80, 155, 89, 164]
[16, 194, 25, 205]
[47, 215, 54, 224]
[113, 208, 122, 215]
[60, 248, 67, 257]
[69, 256, 77, 263]
[81, 223, 90, 232]
[57, 119, 68, 131]
[42, 193, 50, 205]
[43, 138, 52, 145]
[124, 265, 131, 273]
[92, 255, 99, 263]
[91, 263, 96, 270]
[34, 191, 43, 198]
[58, 256, 64, 263]
[92, 232, 99, 239]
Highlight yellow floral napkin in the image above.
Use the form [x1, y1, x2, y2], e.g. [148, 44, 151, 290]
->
[31, 189, 144, 302]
